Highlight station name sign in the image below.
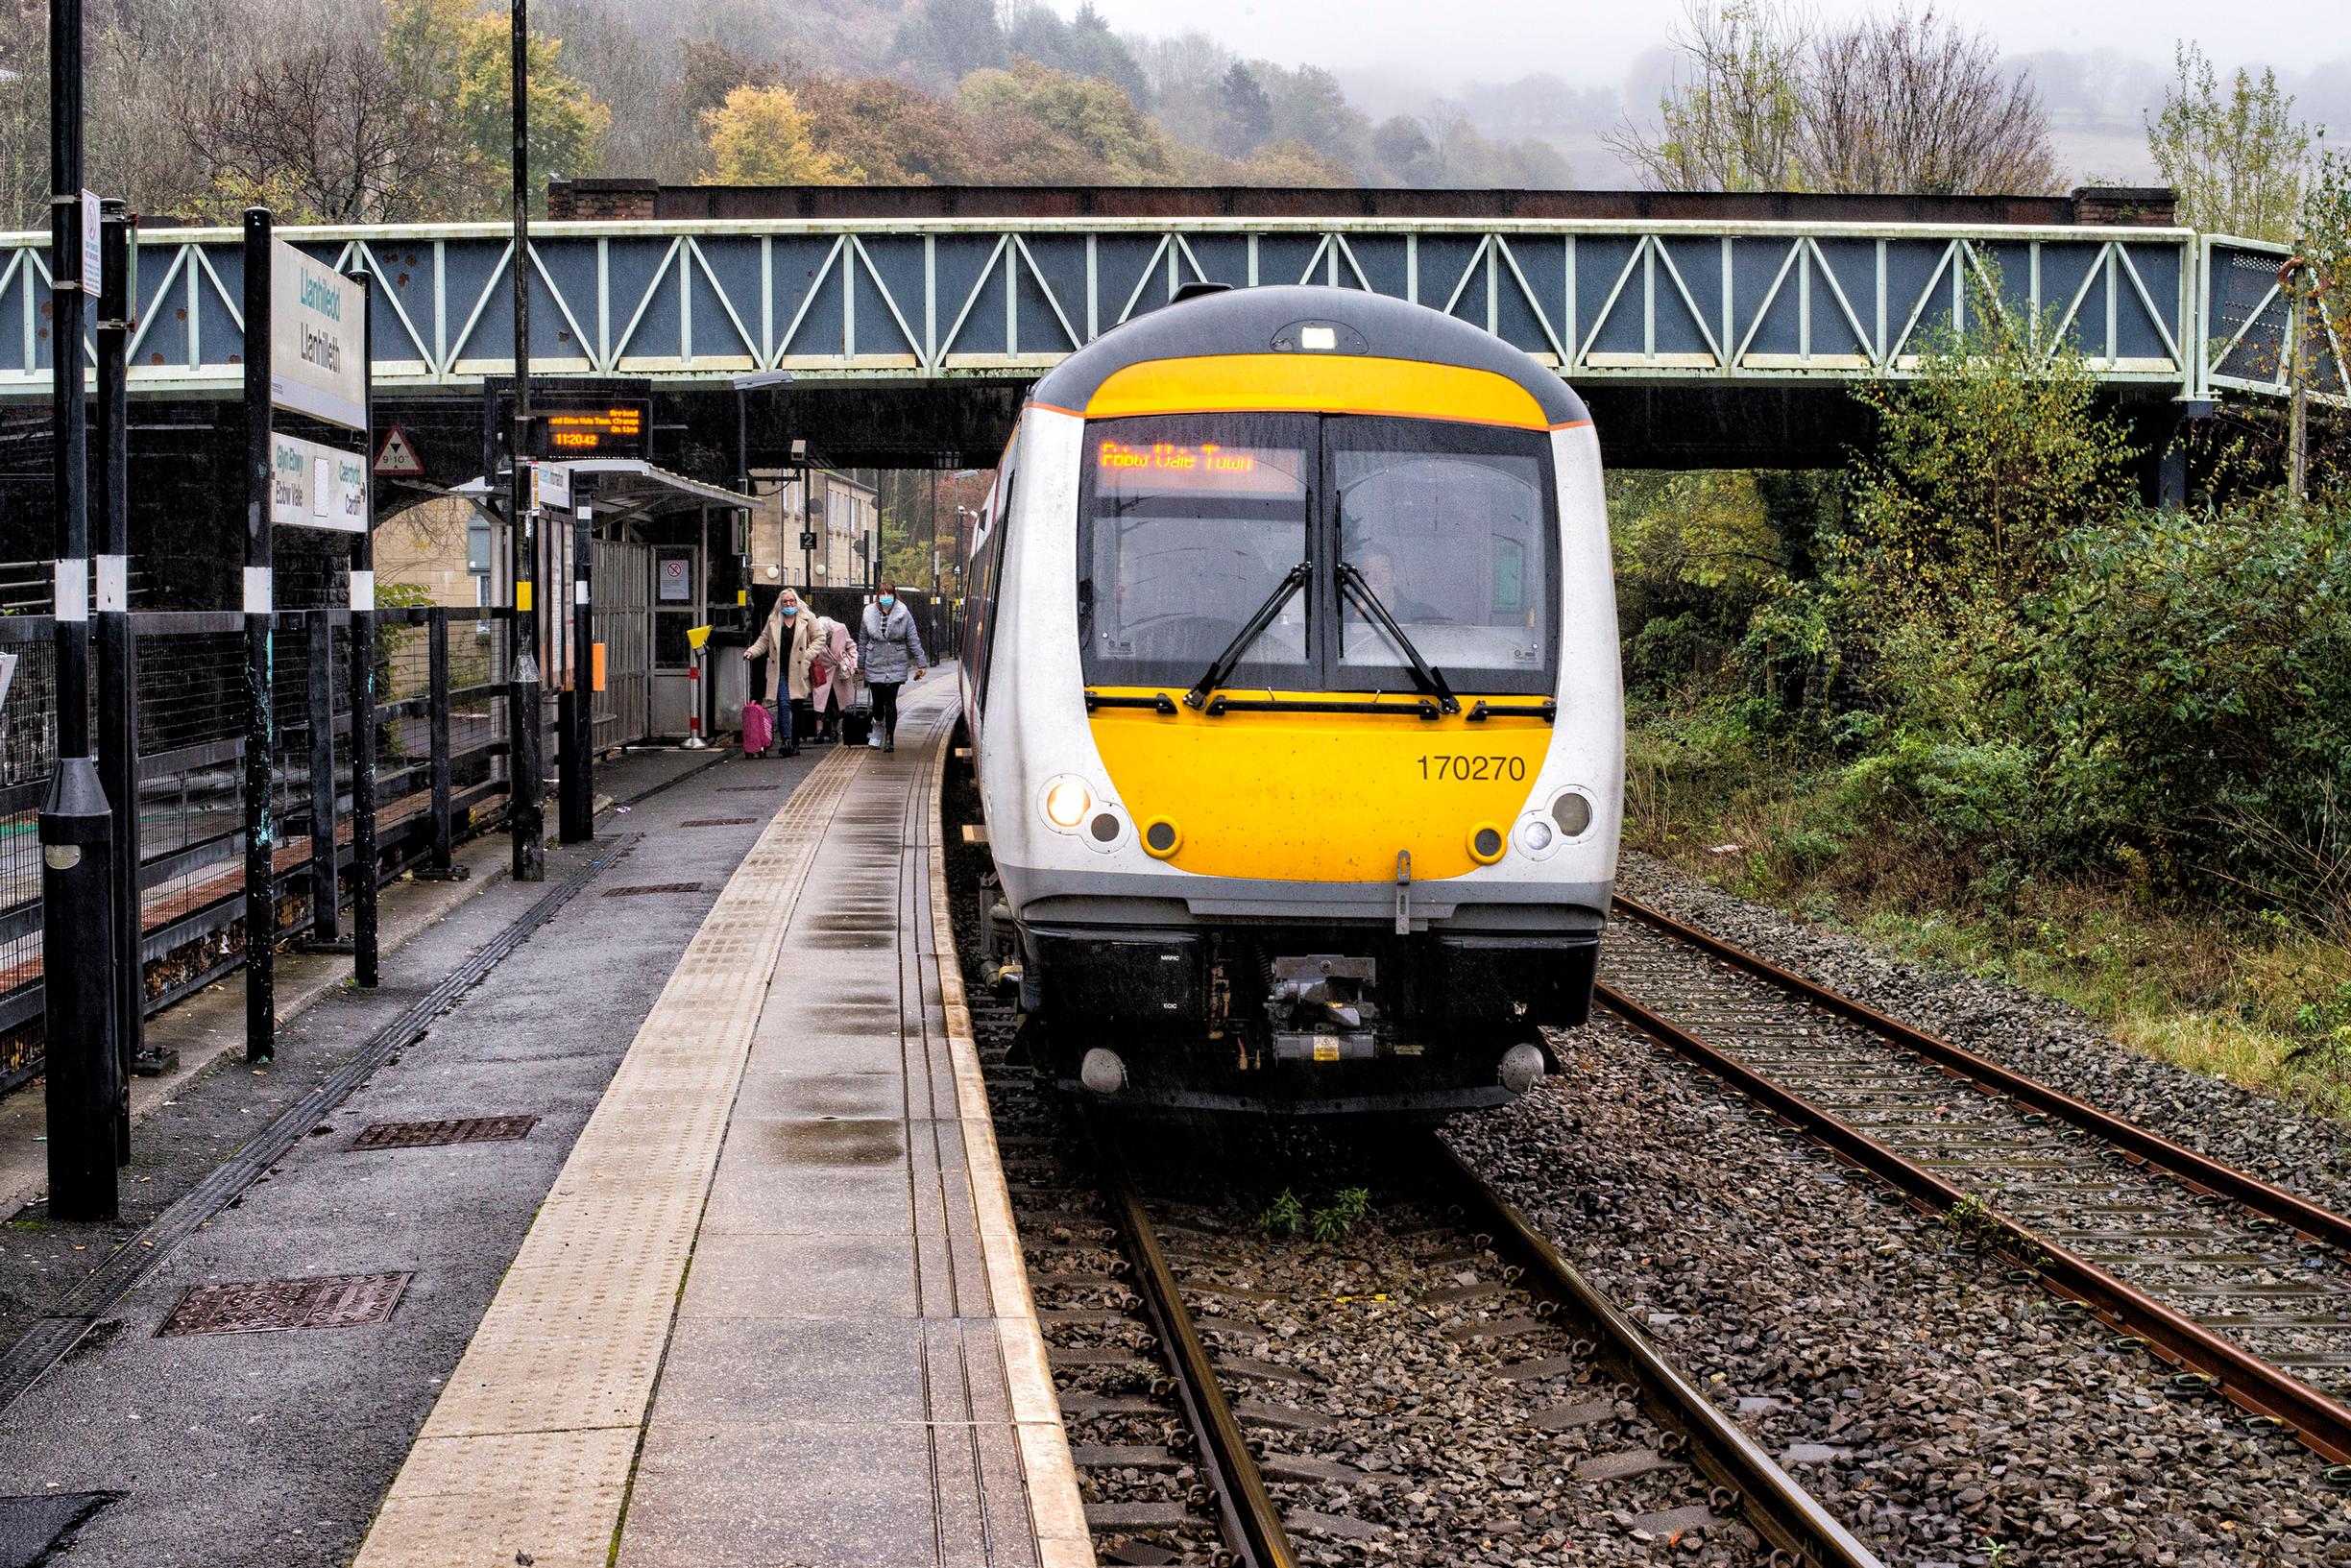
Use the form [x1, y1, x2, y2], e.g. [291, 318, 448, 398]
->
[529, 399, 650, 460]
[269, 239, 366, 431]
[272, 431, 369, 532]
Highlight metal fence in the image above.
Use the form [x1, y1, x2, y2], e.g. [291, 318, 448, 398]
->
[0, 607, 516, 1095]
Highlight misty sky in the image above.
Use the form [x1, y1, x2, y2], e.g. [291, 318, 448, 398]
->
[1080, 0, 2333, 93]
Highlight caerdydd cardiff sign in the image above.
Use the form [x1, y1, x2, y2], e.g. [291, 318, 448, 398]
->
[272, 430, 369, 532]
[270, 239, 365, 430]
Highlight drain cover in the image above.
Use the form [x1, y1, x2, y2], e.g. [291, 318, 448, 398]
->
[158, 1272, 413, 1337]
[601, 882, 703, 898]
[678, 817, 759, 828]
[0, 1491, 120, 1568]
[350, 1117, 539, 1150]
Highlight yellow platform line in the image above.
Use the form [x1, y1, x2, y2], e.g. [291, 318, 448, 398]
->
[923, 718, 1097, 1568]
[353, 748, 861, 1568]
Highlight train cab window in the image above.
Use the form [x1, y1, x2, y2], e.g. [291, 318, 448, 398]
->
[1330, 419, 1555, 695]
[1079, 414, 1315, 690]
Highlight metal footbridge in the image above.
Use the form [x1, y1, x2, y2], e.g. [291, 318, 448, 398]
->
[0, 209, 2338, 409]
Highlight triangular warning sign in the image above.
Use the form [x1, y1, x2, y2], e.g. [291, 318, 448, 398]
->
[373, 424, 424, 477]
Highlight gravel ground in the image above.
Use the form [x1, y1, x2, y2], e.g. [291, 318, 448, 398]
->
[1616, 851, 2351, 1218]
[1452, 1013, 2351, 1568]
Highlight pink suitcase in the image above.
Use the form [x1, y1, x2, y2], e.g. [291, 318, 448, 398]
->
[740, 699, 774, 756]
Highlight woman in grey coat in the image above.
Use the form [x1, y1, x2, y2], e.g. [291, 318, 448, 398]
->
[856, 580, 930, 754]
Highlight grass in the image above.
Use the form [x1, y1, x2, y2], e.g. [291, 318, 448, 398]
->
[1627, 717, 2351, 1122]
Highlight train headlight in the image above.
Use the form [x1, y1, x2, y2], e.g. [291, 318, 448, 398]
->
[1550, 789, 1594, 838]
[1519, 818, 1554, 855]
[1042, 776, 1092, 830]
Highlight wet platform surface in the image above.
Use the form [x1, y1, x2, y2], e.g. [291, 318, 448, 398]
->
[354, 676, 1086, 1568]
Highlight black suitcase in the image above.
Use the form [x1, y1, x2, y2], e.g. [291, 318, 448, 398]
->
[841, 706, 873, 747]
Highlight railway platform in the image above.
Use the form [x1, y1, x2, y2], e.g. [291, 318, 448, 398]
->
[0, 670, 1088, 1568]
[351, 673, 1084, 1568]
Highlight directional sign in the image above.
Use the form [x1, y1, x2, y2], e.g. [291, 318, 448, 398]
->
[533, 462, 571, 510]
[373, 424, 423, 476]
[272, 431, 369, 533]
[270, 238, 366, 430]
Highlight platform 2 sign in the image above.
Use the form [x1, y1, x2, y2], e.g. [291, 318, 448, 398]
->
[272, 431, 369, 532]
[269, 239, 366, 431]
[530, 400, 650, 461]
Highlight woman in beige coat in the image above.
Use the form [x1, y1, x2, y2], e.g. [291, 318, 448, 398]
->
[743, 589, 819, 757]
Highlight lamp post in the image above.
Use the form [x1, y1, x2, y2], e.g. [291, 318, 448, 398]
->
[42, 0, 120, 1220]
[506, 0, 543, 880]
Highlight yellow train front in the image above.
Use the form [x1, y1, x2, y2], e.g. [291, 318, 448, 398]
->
[961, 283, 1622, 1117]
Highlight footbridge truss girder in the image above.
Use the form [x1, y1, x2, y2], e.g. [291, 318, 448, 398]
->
[0, 220, 2337, 408]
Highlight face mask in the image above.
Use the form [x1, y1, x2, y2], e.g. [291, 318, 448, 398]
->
[781, 605, 797, 617]
[879, 594, 895, 609]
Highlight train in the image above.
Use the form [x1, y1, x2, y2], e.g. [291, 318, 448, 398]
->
[959, 282, 1622, 1117]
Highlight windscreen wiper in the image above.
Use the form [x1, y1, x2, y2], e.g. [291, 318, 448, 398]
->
[1336, 561, 1461, 714]
[1184, 562, 1312, 711]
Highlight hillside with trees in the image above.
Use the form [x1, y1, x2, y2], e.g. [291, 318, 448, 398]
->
[0, 0, 1574, 230]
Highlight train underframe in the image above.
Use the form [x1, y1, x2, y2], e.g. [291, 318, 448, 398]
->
[981, 890, 1601, 1117]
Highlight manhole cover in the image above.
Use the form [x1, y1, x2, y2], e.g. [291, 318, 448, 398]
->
[350, 1117, 539, 1150]
[601, 882, 703, 898]
[678, 817, 759, 828]
[158, 1272, 413, 1337]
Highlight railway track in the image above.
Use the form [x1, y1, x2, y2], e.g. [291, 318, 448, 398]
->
[1602, 892, 2351, 1478]
[964, 937, 1883, 1565]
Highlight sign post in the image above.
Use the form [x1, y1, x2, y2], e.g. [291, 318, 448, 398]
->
[241, 218, 372, 1060]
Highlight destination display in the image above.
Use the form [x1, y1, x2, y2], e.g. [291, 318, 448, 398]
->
[1095, 439, 1306, 497]
[271, 431, 369, 532]
[530, 400, 651, 460]
[269, 239, 366, 430]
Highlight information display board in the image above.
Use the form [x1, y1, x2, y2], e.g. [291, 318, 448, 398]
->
[530, 399, 651, 460]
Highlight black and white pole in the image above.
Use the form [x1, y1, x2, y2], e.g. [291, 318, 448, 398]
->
[41, 0, 121, 1220]
[506, 0, 544, 880]
[348, 270, 379, 986]
[241, 207, 276, 1062]
[96, 199, 147, 1137]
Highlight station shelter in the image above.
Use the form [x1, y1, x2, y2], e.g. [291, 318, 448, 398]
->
[457, 459, 760, 747]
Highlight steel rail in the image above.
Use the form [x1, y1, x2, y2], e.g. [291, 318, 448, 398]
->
[1084, 1110, 1297, 1568]
[1612, 894, 2351, 1253]
[1425, 1141, 1888, 1568]
[1594, 980, 2351, 1471]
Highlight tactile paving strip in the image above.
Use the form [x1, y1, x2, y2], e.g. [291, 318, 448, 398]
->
[158, 1272, 412, 1336]
[352, 748, 861, 1568]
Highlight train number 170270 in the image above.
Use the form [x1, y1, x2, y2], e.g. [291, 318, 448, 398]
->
[1418, 754, 1527, 782]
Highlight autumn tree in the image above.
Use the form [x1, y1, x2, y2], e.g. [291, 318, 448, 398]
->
[381, 0, 610, 216]
[1006, 2, 1149, 107]
[1802, 9, 2057, 196]
[956, 58, 1176, 182]
[2146, 41, 2314, 241]
[1612, 0, 2057, 196]
[701, 84, 860, 184]
[798, 75, 977, 185]
[1607, 0, 1806, 192]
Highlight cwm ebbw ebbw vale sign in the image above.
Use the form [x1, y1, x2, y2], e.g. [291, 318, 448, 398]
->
[270, 239, 365, 430]
[272, 431, 368, 532]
